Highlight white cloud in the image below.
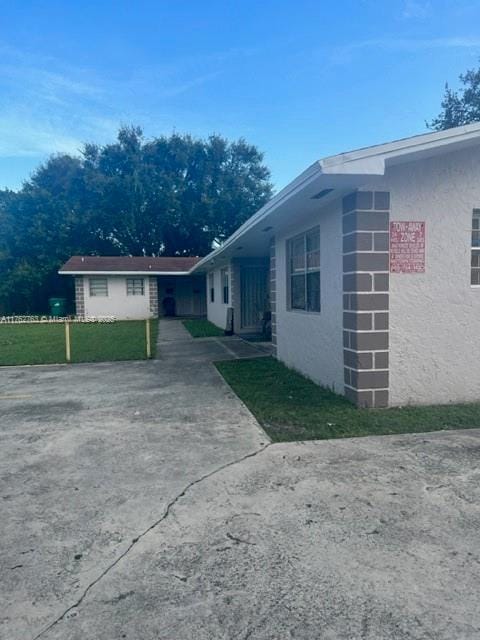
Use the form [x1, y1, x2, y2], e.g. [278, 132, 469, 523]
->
[331, 35, 480, 63]
[401, 1, 431, 20]
[0, 38, 266, 171]
[0, 113, 83, 157]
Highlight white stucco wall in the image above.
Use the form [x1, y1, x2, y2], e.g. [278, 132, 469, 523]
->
[275, 199, 344, 393]
[83, 275, 153, 319]
[380, 146, 480, 405]
[206, 266, 230, 329]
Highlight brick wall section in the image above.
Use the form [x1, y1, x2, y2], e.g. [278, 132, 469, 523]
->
[149, 276, 158, 317]
[269, 237, 277, 356]
[342, 191, 390, 408]
[74, 276, 85, 317]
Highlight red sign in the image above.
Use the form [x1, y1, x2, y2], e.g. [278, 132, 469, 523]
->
[390, 221, 425, 273]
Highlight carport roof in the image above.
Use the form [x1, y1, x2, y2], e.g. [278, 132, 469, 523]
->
[59, 255, 201, 275]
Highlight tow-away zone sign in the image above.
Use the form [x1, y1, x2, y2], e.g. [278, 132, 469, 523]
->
[390, 221, 425, 273]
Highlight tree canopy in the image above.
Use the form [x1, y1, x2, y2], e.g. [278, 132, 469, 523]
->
[429, 61, 480, 130]
[0, 127, 272, 314]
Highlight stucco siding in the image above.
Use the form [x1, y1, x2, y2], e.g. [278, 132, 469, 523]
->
[206, 266, 230, 329]
[275, 200, 344, 393]
[83, 276, 153, 319]
[381, 146, 480, 405]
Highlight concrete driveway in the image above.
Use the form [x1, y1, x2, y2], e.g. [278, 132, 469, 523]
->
[1, 320, 480, 639]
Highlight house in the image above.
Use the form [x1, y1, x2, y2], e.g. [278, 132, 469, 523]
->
[191, 122, 480, 408]
[61, 123, 480, 409]
[59, 256, 206, 319]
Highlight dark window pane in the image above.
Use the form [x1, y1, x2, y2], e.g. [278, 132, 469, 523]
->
[307, 271, 320, 312]
[290, 236, 305, 273]
[306, 229, 320, 252]
[307, 250, 320, 270]
[291, 274, 305, 309]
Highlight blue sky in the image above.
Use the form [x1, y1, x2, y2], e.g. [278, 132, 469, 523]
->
[1, 0, 480, 191]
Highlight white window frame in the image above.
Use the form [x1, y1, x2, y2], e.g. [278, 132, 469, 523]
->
[221, 267, 229, 304]
[89, 276, 108, 297]
[286, 226, 321, 313]
[126, 277, 145, 296]
[471, 209, 480, 287]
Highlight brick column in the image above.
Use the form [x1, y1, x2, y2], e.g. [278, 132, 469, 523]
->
[342, 191, 390, 408]
[149, 276, 158, 317]
[269, 237, 277, 356]
[74, 276, 85, 317]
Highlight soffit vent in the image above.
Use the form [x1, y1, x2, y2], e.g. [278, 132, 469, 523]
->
[311, 188, 334, 199]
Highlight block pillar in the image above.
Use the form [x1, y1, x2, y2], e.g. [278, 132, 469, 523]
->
[149, 276, 158, 317]
[74, 276, 85, 317]
[342, 191, 390, 408]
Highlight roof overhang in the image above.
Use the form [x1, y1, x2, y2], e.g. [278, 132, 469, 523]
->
[192, 122, 480, 273]
[59, 270, 195, 276]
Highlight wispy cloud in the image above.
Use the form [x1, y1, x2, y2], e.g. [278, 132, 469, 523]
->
[0, 40, 248, 162]
[401, 1, 431, 20]
[331, 35, 480, 64]
[0, 114, 83, 157]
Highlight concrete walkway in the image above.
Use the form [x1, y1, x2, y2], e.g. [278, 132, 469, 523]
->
[156, 317, 273, 362]
[1, 320, 480, 639]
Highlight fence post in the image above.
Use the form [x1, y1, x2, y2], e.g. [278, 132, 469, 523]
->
[65, 321, 71, 363]
[145, 318, 151, 359]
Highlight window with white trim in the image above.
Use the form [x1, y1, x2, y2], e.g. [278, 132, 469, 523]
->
[209, 272, 215, 303]
[89, 276, 108, 297]
[126, 277, 144, 296]
[472, 210, 480, 285]
[221, 267, 229, 304]
[287, 226, 320, 312]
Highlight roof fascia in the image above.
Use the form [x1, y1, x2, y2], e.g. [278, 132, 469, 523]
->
[59, 270, 193, 276]
[190, 162, 322, 273]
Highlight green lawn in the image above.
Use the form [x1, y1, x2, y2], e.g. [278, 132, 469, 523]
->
[182, 318, 225, 338]
[215, 357, 480, 441]
[0, 320, 158, 366]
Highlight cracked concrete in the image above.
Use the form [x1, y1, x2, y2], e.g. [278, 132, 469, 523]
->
[1, 320, 480, 639]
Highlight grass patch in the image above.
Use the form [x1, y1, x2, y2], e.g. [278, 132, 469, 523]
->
[182, 318, 224, 338]
[0, 323, 65, 366]
[0, 320, 158, 366]
[215, 357, 480, 441]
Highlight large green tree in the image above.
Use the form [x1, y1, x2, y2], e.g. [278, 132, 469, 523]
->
[429, 61, 480, 130]
[0, 127, 272, 313]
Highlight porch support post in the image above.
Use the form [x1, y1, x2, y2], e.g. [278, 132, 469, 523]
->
[269, 237, 277, 357]
[342, 190, 390, 408]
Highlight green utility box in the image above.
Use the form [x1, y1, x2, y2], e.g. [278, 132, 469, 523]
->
[49, 297, 67, 317]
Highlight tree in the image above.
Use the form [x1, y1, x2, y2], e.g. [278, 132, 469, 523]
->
[81, 127, 272, 256]
[0, 127, 273, 313]
[429, 62, 480, 130]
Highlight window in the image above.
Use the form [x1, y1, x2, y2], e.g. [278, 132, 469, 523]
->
[472, 210, 480, 285]
[89, 277, 108, 297]
[221, 268, 229, 304]
[287, 227, 320, 312]
[126, 277, 144, 296]
[209, 272, 215, 303]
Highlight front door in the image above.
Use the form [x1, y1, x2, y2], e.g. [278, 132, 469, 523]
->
[240, 266, 268, 330]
